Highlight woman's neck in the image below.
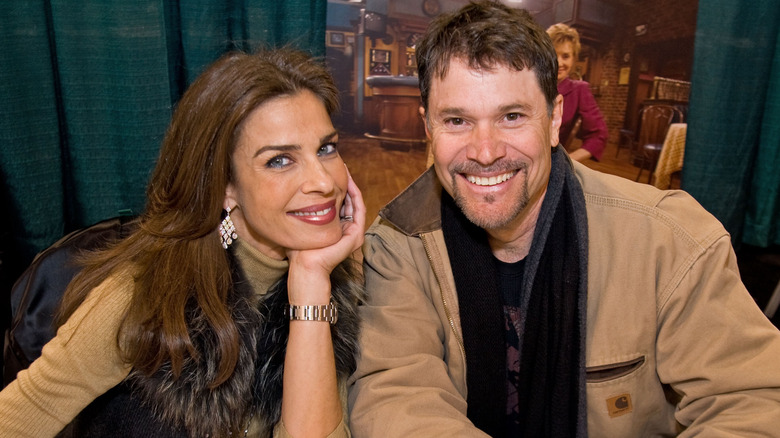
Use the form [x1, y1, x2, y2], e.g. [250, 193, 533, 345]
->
[233, 239, 289, 296]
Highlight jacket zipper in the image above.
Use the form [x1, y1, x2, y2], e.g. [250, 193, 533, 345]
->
[421, 234, 466, 358]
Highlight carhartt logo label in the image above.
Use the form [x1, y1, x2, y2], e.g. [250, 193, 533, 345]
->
[606, 394, 633, 418]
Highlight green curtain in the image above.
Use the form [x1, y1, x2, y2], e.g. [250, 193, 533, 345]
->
[0, 0, 326, 285]
[683, 0, 780, 247]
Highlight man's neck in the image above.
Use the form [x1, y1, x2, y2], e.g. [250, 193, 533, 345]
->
[487, 190, 546, 263]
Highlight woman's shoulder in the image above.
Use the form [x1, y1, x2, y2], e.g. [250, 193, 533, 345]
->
[61, 266, 137, 339]
[568, 78, 592, 92]
[557, 77, 584, 95]
[88, 264, 138, 300]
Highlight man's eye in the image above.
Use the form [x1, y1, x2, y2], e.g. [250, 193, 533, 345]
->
[446, 117, 464, 126]
[266, 155, 291, 168]
[318, 143, 338, 156]
[506, 113, 520, 121]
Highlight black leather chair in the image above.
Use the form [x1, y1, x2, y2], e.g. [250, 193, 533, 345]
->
[3, 215, 137, 387]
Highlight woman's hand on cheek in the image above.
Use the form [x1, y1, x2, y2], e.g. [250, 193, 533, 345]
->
[285, 167, 365, 303]
[338, 167, 365, 247]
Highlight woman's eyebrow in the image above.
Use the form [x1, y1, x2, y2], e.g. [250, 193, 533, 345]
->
[253, 130, 339, 157]
[253, 144, 299, 158]
[321, 131, 338, 144]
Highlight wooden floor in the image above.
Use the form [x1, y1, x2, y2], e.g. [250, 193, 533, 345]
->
[338, 134, 653, 227]
[339, 135, 429, 227]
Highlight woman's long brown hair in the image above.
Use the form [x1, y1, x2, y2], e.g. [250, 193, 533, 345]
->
[55, 48, 339, 387]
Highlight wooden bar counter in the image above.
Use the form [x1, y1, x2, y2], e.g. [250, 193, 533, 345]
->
[365, 75, 426, 144]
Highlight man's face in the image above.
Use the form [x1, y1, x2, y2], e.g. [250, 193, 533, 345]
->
[423, 58, 562, 234]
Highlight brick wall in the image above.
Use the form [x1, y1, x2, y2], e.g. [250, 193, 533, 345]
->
[586, 0, 699, 148]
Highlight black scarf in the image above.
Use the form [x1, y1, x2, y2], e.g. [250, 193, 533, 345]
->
[441, 147, 588, 437]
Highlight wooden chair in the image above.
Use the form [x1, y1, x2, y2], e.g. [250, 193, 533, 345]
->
[616, 129, 632, 158]
[617, 106, 649, 159]
[634, 105, 682, 183]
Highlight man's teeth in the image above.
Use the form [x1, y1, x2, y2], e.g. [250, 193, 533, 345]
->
[466, 171, 516, 186]
[292, 207, 332, 216]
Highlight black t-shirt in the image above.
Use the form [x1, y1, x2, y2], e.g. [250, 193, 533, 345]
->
[495, 257, 525, 435]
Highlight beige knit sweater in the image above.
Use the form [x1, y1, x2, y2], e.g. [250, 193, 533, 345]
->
[0, 240, 349, 438]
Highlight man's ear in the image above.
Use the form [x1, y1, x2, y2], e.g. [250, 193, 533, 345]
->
[550, 94, 564, 147]
[419, 105, 431, 139]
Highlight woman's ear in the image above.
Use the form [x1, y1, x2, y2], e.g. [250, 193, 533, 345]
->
[224, 182, 238, 211]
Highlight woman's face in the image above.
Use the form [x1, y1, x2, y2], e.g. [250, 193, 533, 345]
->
[554, 41, 575, 82]
[224, 90, 348, 260]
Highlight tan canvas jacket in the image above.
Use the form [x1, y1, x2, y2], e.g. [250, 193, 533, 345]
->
[348, 160, 780, 437]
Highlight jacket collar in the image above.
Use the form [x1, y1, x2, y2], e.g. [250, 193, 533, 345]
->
[379, 166, 443, 236]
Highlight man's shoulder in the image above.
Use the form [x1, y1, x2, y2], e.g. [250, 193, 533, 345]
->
[574, 162, 726, 244]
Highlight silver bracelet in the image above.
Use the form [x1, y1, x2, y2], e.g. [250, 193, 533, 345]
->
[285, 302, 338, 324]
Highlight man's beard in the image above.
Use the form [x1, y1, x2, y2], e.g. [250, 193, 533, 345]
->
[450, 161, 530, 230]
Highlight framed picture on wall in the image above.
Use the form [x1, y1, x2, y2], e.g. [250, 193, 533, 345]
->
[328, 31, 345, 47]
[370, 49, 391, 75]
[371, 49, 390, 63]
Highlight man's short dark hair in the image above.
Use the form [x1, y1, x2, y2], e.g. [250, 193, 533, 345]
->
[416, 0, 558, 114]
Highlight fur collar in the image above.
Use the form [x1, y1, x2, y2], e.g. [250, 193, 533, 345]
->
[127, 258, 364, 437]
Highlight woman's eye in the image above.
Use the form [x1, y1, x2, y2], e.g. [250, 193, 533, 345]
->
[266, 155, 292, 168]
[318, 143, 338, 156]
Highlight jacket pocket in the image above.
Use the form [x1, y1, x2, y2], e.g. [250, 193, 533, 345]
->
[586, 356, 645, 383]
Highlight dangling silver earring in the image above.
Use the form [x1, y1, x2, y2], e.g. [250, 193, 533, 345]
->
[219, 206, 238, 249]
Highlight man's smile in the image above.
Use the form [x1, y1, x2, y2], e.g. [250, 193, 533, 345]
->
[465, 171, 517, 187]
